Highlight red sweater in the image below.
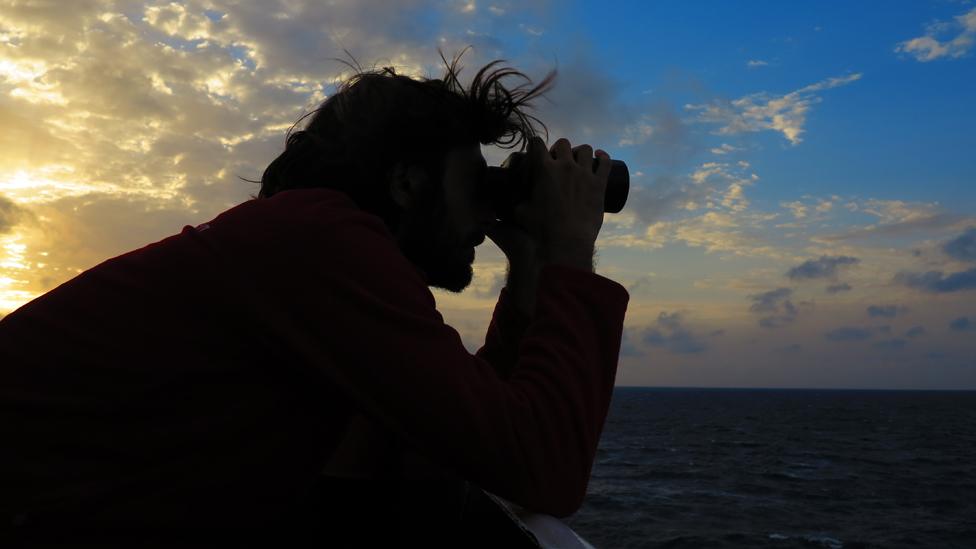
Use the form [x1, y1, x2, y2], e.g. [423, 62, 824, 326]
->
[0, 188, 629, 533]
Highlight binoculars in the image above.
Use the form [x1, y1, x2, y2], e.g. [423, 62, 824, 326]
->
[481, 151, 630, 222]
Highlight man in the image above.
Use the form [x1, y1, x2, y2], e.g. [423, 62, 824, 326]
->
[0, 48, 629, 545]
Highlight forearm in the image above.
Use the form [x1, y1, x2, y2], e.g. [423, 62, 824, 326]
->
[505, 261, 541, 320]
[505, 244, 595, 319]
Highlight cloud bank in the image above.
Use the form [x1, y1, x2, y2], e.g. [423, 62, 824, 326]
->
[895, 7, 976, 62]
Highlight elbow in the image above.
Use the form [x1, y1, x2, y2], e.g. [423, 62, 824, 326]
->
[522, 477, 586, 518]
[548, 485, 586, 518]
[545, 499, 583, 519]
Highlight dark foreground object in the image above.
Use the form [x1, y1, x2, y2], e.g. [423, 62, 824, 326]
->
[4, 476, 542, 548]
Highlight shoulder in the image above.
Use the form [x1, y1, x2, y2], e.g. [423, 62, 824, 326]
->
[245, 189, 417, 281]
[210, 188, 390, 240]
[265, 189, 388, 233]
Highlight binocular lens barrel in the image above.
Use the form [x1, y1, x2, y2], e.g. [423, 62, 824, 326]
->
[482, 152, 630, 222]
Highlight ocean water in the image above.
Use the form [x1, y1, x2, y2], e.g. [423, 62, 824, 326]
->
[563, 388, 976, 549]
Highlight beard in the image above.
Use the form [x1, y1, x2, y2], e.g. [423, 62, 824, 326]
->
[396, 185, 474, 294]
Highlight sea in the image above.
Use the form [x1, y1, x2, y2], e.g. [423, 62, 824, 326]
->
[562, 388, 976, 549]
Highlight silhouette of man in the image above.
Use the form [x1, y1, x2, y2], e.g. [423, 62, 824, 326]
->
[0, 48, 629, 547]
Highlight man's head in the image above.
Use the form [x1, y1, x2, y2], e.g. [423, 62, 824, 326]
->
[254, 47, 556, 292]
[386, 142, 491, 293]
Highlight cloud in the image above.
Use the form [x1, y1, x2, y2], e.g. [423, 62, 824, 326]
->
[786, 255, 859, 280]
[873, 338, 907, 350]
[0, 194, 29, 233]
[527, 44, 697, 171]
[904, 326, 926, 338]
[944, 226, 976, 262]
[710, 143, 742, 155]
[624, 175, 713, 228]
[867, 305, 906, 318]
[640, 311, 713, 355]
[668, 210, 781, 258]
[621, 160, 760, 232]
[894, 227, 976, 294]
[824, 326, 873, 342]
[685, 73, 862, 145]
[468, 265, 506, 300]
[619, 329, 645, 358]
[895, 7, 976, 62]
[895, 268, 976, 293]
[748, 287, 798, 328]
[610, 160, 781, 257]
[826, 283, 852, 294]
[950, 316, 973, 331]
[626, 275, 653, 295]
[782, 201, 808, 219]
[746, 59, 768, 68]
[529, 45, 640, 145]
[817, 199, 968, 242]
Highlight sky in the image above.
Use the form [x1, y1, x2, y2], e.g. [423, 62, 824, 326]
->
[1, 0, 974, 389]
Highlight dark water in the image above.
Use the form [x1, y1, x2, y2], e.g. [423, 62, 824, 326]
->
[563, 388, 976, 549]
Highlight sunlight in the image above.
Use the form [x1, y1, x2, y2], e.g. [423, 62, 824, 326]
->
[0, 169, 106, 204]
[0, 234, 38, 315]
[0, 58, 66, 105]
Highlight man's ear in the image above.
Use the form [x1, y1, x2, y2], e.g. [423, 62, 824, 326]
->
[388, 161, 430, 210]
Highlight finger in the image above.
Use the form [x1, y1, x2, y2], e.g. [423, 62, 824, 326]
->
[595, 149, 612, 184]
[524, 136, 548, 183]
[550, 137, 572, 161]
[527, 135, 546, 159]
[572, 144, 593, 171]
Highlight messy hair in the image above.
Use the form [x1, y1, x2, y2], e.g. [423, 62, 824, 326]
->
[251, 46, 556, 233]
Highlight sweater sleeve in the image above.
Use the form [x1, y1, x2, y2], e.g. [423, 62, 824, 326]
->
[474, 286, 533, 381]
[247, 207, 629, 518]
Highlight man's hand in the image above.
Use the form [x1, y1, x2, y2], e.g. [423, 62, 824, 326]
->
[485, 218, 542, 319]
[486, 139, 605, 317]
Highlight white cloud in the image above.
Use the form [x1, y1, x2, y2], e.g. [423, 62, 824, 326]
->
[710, 143, 741, 155]
[746, 59, 768, 68]
[816, 199, 973, 242]
[782, 200, 808, 220]
[685, 73, 862, 145]
[895, 7, 976, 62]
[617, 116, 654, 146]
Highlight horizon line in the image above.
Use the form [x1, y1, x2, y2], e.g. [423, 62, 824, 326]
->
[614, 385, 976, 392]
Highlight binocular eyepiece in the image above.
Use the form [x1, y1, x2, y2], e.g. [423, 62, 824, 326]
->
[481, 151, 630, 222]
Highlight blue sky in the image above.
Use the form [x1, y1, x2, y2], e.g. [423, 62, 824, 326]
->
[1, 0, 974, 388]
[574, 1, 976, 206]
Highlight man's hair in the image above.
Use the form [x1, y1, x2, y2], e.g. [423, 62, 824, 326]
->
[253, 46, 556, 232]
